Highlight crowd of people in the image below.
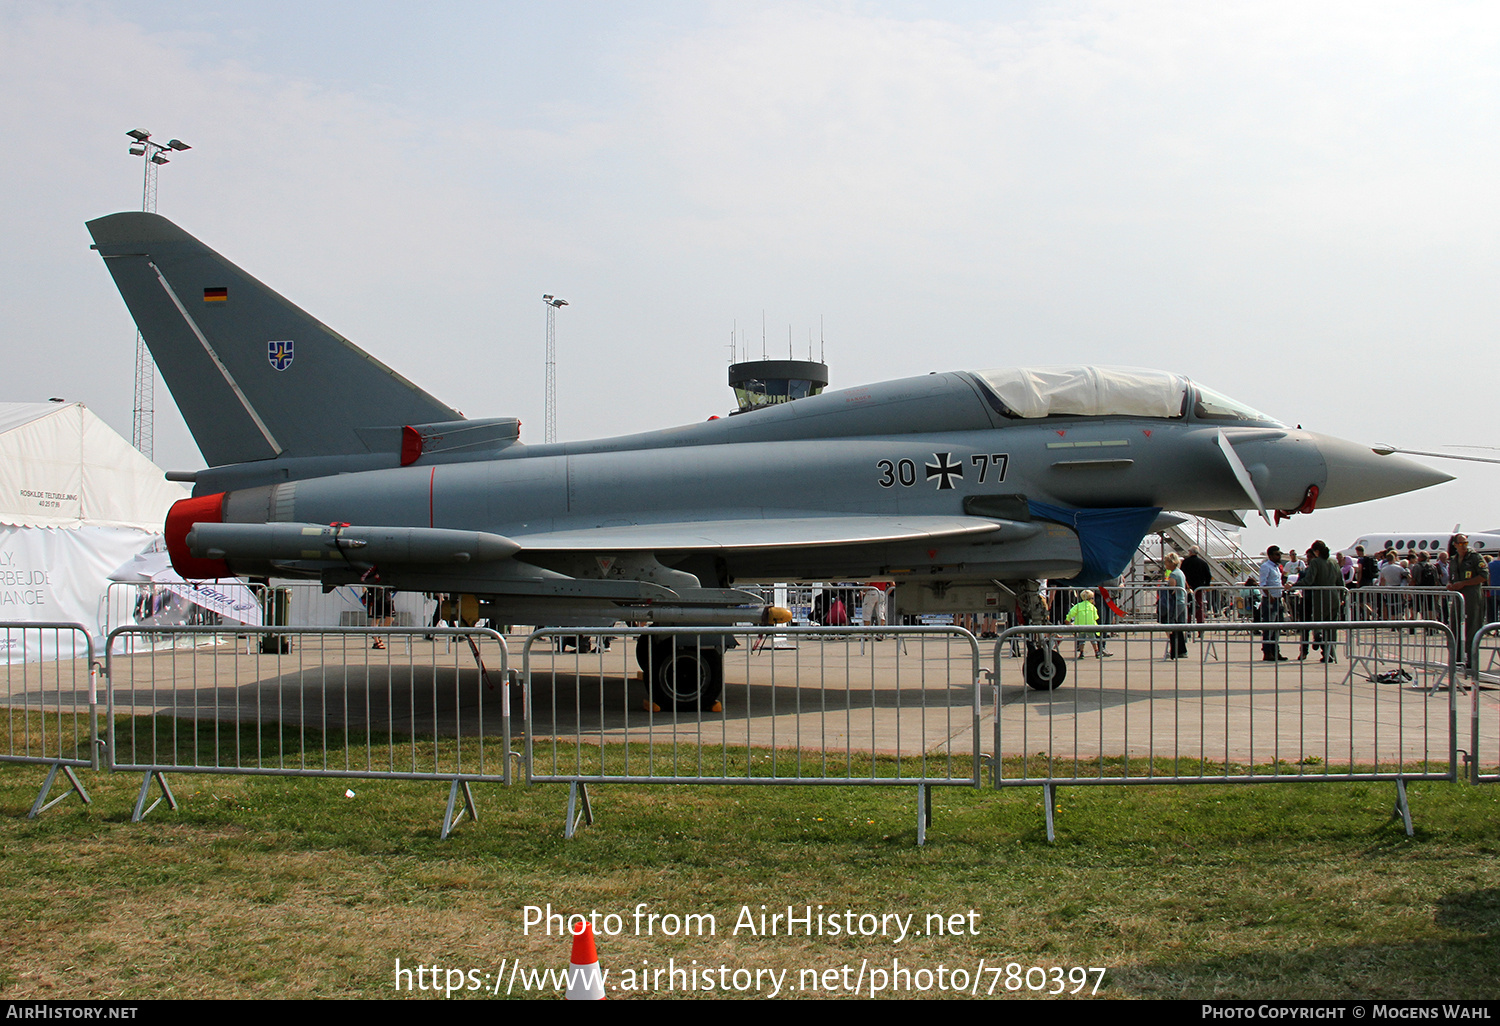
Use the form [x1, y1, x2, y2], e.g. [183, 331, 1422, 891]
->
[1235, 534, 1496, 666]
[802, 532, 1499, 667]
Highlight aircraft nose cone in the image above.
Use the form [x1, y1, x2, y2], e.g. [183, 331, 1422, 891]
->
[1311, 433, 1454, 507]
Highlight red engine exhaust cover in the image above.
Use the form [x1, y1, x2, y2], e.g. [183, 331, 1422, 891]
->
[400, 425, 424, 466]
[164, 492, 231, 579]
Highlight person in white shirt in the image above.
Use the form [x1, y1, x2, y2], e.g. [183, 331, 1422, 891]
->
[1259, 546, 1286, 661]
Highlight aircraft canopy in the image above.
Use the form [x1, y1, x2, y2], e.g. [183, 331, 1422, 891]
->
[974, 366, 1190, 419]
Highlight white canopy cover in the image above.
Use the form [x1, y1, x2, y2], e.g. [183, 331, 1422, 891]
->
[0, 402, 189, 661]
[975, 366, 1189, 419]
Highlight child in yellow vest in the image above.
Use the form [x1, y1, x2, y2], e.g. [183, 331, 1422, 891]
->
[1065, 589, 1111, 658]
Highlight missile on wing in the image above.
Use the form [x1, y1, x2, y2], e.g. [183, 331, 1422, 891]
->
[184, 522, 521, 573]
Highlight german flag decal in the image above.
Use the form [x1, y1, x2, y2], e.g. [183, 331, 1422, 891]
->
[203, 287, 228, 302]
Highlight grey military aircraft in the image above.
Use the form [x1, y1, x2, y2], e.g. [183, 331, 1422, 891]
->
[86, 212, 1451, 703]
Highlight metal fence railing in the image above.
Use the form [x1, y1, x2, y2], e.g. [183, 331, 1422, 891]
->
[1343, 589, 1463, 689]
[102, 580, 443, 637]
[1345, 586, 1458, 627]
[1041, 583, 1278, 629]
[1, 622, 99, 817]
[523, 625, 982, 844]
[739, 584, 900, 628]
[12, 601, 1491, 843]
[1468, 622, 1500, 785]
[1084, 583, 1172, 624]
[103, 625, 512, 833]
[991, 620, 1458, 839]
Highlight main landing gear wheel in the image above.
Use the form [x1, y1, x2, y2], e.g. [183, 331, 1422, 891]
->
[1024, 646, 1067, 691]
[637, 638, 724, 711]
[635, 636, 657, 675]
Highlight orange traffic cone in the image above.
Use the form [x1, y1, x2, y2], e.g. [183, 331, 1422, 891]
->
[566, 921, 606, 1000]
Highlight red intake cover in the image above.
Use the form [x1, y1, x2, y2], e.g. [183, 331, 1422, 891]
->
[165, 492, 230, 580]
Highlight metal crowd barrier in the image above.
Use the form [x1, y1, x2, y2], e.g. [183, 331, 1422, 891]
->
[523, 625, 982, 845]
[1184, 585, 1461, 686]
[101, 579, 262, 637]
[1188, 583, 1351, 628]
[1049, 582, 1288, 632]
[1469, 622, 1500, 785]
[1347, 586, 1457, 627]
[1182, 583, 1257, 622]
[1091, 582, 1257, 625]
[103, 625, 512, 835]
[1, 622, 99, 817]
[1344, 588, 1461, 687]
[267, 582, 437, 631]
[740, 584, 893, 627]
[102, 580, 439, 636]
[21, 602, 1493, 842]
[1089, 583, 1172, 623]
[991, 620, 1457, 839]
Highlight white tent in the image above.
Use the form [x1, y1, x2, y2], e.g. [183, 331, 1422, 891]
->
[0, 401, 188, 661]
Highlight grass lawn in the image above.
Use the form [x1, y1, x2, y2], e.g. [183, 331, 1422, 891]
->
[1, 736, 1498, 1000]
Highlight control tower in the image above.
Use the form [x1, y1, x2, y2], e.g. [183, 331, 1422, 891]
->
[727, 359, 829, 414]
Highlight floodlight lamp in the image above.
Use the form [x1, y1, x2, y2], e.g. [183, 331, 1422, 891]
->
[127, 129, 150, 142]
[151, 153, 169, 165]
[167, 139, 190, 151]
[129, 146, 145, 156]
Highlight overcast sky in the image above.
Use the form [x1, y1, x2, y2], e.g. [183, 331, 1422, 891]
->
[4, 0, 1496, 556]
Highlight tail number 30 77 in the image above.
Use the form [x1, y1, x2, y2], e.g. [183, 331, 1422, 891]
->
[877, 453, 1008, 489]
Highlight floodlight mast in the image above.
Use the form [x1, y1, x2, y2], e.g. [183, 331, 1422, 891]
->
[126, 129, 190, 459]
[542, 294, 567, 444]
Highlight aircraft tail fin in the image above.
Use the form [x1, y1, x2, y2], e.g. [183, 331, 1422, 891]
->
[86, 212, 461, 468]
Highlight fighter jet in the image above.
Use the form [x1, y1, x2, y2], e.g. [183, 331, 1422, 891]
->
[86, 212, 1451, 701]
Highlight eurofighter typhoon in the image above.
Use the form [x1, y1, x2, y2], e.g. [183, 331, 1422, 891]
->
[86, 212, 1450, 701]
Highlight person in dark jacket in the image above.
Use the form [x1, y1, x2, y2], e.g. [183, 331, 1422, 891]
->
[1295, 540, 1344, 662]
[1181, 545, 1214, 622]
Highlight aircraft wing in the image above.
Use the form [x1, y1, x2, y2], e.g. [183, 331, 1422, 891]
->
[506, 515, 1012, 552]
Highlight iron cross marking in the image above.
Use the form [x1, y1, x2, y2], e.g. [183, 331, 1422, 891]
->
[925, 452, 963, 490]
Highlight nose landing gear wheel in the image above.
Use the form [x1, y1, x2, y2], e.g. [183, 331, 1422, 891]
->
[1024, 646, 1067, 691]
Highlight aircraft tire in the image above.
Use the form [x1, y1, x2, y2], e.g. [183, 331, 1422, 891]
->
[650, 647, 724, 712]
[635, 636, 658, 674]
[1024, 646, 1067, 691]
